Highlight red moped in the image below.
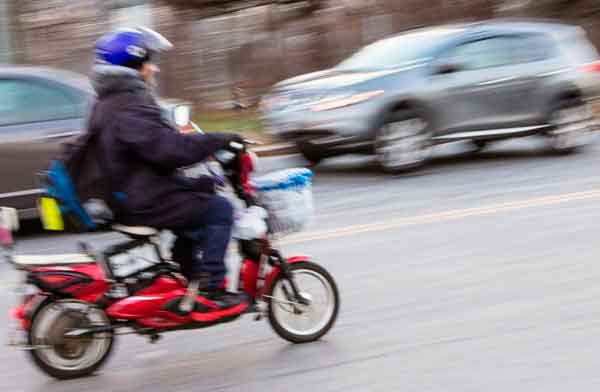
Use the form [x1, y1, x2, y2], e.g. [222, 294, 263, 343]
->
[1, 142, 339, 379]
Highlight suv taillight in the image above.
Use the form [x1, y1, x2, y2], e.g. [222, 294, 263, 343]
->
[580, 61, 600, 73]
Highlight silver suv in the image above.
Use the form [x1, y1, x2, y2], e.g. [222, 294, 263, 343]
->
[261, 20, 600, 172]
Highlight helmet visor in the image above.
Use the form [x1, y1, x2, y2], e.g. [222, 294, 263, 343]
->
[137, 26, 173, 53]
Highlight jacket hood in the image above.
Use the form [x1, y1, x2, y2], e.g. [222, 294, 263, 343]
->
[91, 64, 149, 98]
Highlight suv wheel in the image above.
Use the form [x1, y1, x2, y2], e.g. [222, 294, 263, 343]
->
[547, 98, 592, 154]
[375, 110, 431, 173]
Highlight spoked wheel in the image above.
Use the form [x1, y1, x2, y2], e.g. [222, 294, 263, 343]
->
[267, 261, 339, 343]
[547, 98, 593, 154]
[375, 110, 432, 174]
[28, 300, 114, 379]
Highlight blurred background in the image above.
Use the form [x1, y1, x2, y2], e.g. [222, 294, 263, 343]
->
[4, 2, 600, 391]
[1, 0, 599, 115]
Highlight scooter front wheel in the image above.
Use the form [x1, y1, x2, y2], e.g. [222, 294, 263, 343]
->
[267, 261, 339, 343]
[27, 300, 115, 380]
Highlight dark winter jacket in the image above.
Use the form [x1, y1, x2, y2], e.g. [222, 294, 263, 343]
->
[80, 65, 234, 229]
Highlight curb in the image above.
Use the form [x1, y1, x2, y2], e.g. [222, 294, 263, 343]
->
[251, 142, 298, 157]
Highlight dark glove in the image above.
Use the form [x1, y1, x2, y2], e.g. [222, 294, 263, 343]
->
[217, 132, 245, 151]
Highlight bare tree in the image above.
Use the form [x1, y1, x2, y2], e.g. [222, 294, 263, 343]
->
[163, 0, 323, 18]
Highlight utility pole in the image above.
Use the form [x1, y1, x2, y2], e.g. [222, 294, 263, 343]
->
[0, 0, 13, 63]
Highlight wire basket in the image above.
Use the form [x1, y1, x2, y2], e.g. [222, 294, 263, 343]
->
[251, 168, 314, 236]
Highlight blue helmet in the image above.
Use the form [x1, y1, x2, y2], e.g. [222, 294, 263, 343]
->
[95, 27, 173, 68]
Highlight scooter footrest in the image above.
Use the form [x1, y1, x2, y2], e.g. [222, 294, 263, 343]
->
[189, 302, 249, 323]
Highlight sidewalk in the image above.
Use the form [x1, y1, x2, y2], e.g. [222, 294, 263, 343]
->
[251, 142, 297, 157]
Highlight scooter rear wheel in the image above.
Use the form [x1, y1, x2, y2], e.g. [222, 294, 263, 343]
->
[27, 300, 115, 380]
[267, 261, 339, 343]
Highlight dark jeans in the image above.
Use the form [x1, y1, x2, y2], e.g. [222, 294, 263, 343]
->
[171, 195, 234, 289]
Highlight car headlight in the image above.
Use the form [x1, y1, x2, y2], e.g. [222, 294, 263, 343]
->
[311, 90, 384, 112]
[259, 95, 272, 111]
[260, 94, 289, 112]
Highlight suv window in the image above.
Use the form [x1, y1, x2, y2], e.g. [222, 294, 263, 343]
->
[559, 34, 600, 65]
[337, 28, 463, 70]
[443, 36, 515, 71]
[512, 34, 556, 63]
[0, 79, 83, 126]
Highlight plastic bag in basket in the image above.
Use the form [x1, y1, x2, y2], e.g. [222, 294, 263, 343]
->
[251, 168, 314, 235]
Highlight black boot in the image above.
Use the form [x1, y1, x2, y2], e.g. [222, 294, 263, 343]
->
[201, 288, 249, 310]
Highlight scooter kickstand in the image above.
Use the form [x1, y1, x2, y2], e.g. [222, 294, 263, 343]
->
[149, 334, 161, 344]
[253, 302, 267, 321]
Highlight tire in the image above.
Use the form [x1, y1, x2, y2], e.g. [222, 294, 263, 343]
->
[375, 109, 432, 174]
[546, 97, 592, 154]
[297, 142, 323, 166]
[27, 300, 115, 380]
[268, 261, 339, 344]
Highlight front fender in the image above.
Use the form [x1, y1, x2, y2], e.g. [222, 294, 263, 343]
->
[262, 255, 311, 296]
[366, 95, 435, 140]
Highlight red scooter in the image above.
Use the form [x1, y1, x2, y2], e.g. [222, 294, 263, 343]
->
[1, 142, 339, 380]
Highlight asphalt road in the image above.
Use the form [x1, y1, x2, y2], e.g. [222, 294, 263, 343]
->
[2, 136, 600, 391]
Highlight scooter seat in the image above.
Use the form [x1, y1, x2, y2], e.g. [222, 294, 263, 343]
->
[13, 253, 95, 267]
[112, 224, 159, 238]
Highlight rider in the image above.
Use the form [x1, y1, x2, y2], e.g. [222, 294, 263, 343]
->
[89, 27, 247, 315]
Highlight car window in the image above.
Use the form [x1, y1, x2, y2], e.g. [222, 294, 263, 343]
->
[0, 79, 84, 126]
[443, 37, 514, 71]
[558, 34, 600, 65]
[336, 28, 463, 70]
[511, 34, 557, 63]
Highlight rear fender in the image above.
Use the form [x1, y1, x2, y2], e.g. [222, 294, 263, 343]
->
[27, 264, 108, 303]
[10, 293, 50, 331]
[542, 83, 583, 120]
[261, 255, 310, 296]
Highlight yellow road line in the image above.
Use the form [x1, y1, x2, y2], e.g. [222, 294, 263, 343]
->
[281, 188, 600, 245]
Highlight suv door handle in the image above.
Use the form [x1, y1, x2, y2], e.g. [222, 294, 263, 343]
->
[29, 131, 80, 143]
[42, 131, 80, 140]
[477, 76, 517, 86]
